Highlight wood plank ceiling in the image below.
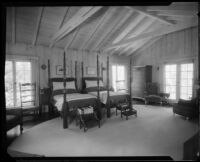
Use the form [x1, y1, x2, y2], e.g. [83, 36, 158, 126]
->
[6, 2, 198, 57]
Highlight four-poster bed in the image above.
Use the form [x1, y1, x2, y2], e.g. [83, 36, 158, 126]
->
[82, 54, 133, 118]
[48, 52, 100, 131]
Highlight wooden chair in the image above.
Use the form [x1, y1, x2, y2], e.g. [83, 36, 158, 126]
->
[19, 83, 39, 122]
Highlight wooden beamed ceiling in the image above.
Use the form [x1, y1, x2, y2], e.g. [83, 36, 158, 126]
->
[6, 2, 198, 57]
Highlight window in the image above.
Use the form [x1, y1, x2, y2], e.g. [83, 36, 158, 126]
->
[5, 60, 32, 108]
[180, 63, 193, 100]
[164, 64, 177, 99]
[112, 65, 125, 92]
[164, 62, 194, 101]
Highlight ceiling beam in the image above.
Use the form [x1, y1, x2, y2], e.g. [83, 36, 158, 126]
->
[118, 42, 135, 55]
[50, 7, 69, 48]
[131, 36, 162, 57]
[104, 20, 197, 51]
[112, 13, 145, 44]
[147, 3, 197, 12]
[109, 46, 121, 55]
[11, 7, 16, 44]
[126, 6, 175, 25]
[50, 7, 102, 47]
[58, 7, 70, 29]
[125, 38, 149, 56]
[127, 18, 155, 39]
[32, 7, 44, 46]
[157, 10, 197, 17]
[96, 9, 134, 50]
[79, 7, 114, 50]
[64, 28, 79, 51]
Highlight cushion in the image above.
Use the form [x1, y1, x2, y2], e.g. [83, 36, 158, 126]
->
[6, 115, 20, 124]
[178, 99, 196, 107]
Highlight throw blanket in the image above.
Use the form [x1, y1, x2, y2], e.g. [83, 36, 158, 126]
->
[89, 91, 128, 104]
[53, 93, 97, 111]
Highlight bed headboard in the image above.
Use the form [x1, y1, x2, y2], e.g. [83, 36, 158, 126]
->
[82, 77, 103, 91]
[50, 77, 78, 91]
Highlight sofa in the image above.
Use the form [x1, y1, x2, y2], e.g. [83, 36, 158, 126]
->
[6, 108, 23, 133]
[172, 98, 198, 119]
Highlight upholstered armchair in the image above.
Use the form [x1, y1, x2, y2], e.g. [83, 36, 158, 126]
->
[172, 98, 198, 119]
[6, 108, 23, 133]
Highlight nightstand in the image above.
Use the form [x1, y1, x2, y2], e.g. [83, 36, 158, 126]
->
[39, 88, 51, 116]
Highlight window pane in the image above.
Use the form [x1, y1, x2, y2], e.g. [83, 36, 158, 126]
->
[117, 66, 125, 80]
[187, 72, 193, 79]
[187, 64, 193, 71]
[112, 66, 117, 91]
[165, 64, 176, 99]
[180, 63, 193, 100]
[16, 61, 32, 106]
[5, 61, 14, 107]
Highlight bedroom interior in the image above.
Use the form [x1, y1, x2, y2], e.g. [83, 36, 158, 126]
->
[2, 2, 199, 161]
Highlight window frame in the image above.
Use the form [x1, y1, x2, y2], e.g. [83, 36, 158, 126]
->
[112, 65, 126, 92]
[5, 59, 33, 108]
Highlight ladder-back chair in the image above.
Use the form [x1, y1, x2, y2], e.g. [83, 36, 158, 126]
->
[19, 83, 39, 122]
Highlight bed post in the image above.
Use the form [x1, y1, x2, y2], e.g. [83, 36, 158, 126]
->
[106, 56, 110, 118]
[101, 63, 103, 80]
[129, 58, 133, 108]
[81, 61, 84, 91]
[97, 53, 101, 120]
[48, 59, 50, 88]
[47, 59, 52, 115]
[75, 61, 77, 88]
[63, 51, 68, 129]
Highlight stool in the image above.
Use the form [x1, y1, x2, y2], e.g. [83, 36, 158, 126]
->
[117, 104, 137, 120]
[77, 106, 100, 132]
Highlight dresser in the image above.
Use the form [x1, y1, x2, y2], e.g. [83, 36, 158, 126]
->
[132, 65, 152, 98]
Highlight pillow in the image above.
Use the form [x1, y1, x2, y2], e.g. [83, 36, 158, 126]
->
[85, 80, 104, 88]
[66, 81, 76, 89]
[52, 82, 64, 91]
[52, 81, 76, 91]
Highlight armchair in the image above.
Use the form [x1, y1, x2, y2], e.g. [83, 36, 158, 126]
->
[144, 82, 169, 105]
[172, 98, 198, 119]
[6, 108, 23, 133]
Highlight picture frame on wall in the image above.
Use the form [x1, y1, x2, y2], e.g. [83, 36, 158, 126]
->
[86, 66, 96, 75]
[56, 65, 68, 75]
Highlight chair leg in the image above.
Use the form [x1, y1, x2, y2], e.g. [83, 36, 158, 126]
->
[20, 124, 23, 134]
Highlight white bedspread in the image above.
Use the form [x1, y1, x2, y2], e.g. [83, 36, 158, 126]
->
[89, 91, 128, 104]
[53, 93, 97, 111]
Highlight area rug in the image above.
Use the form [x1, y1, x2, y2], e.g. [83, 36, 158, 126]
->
[7, 105, 198, 160]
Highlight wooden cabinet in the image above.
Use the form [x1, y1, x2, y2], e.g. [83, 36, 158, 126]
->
[131, 65, 152, 98]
